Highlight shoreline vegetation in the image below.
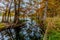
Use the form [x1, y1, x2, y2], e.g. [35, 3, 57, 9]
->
[0, 0, 60, 40]
[0, 16, 60, 40]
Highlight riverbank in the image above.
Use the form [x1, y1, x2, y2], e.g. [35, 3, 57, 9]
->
[44, 17, 60, 40]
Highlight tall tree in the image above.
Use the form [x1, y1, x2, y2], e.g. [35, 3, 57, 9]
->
[14, 0, 20, 24]
[7, 0, 12, 22]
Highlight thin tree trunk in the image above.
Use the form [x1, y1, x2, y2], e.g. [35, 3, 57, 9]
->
[14, 0, 17, 23]
[7, 1, 12, 22]
[4, 13, 7, 22]
[14, 0, 20, 24]
[43, 0, 48, 40]
[2, 13, 4, 22]
[14, 0, 19, 23]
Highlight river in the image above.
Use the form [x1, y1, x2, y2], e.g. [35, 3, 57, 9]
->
[0, 16, 43, 40]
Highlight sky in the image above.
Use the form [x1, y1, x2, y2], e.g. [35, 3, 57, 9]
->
[0, 0, 42, 13]
[0, 3, 5, 7]
[23, 0, 29, 2]
[0, 0, 29, 10]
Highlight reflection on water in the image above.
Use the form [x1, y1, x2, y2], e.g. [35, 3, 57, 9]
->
[0, 17, 43, 40]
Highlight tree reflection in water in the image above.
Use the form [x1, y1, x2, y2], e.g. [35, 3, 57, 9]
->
[0, 19, 43, 40]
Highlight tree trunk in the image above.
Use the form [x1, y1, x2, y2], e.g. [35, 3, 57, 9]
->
[7, 1, 12, 22]
[2, 13, 4, 22]
[43, 0, 48, 40]
[14, 27, 20, 40]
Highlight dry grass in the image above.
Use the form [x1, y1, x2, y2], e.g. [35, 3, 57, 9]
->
[43, 17, 60, 40]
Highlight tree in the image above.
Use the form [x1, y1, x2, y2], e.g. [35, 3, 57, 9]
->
[1, 0, 12, 22]
[7, 0, 12, 22]
[2, 3, 9, 22]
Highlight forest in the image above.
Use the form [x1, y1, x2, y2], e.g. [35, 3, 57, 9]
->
[0, 0, 60, 40]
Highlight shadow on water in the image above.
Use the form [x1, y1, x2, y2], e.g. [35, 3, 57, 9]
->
[0, 18, 43, 40]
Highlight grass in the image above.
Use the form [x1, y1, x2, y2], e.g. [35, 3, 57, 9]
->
[45, 17, 60, 40]
[47, 29, 60, 40]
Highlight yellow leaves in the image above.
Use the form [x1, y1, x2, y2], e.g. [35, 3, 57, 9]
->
[47, 0, 60, 17]
[0, 23, 5, 29]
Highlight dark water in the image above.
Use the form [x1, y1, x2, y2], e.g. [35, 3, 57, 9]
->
[0, 18, 43, 40]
